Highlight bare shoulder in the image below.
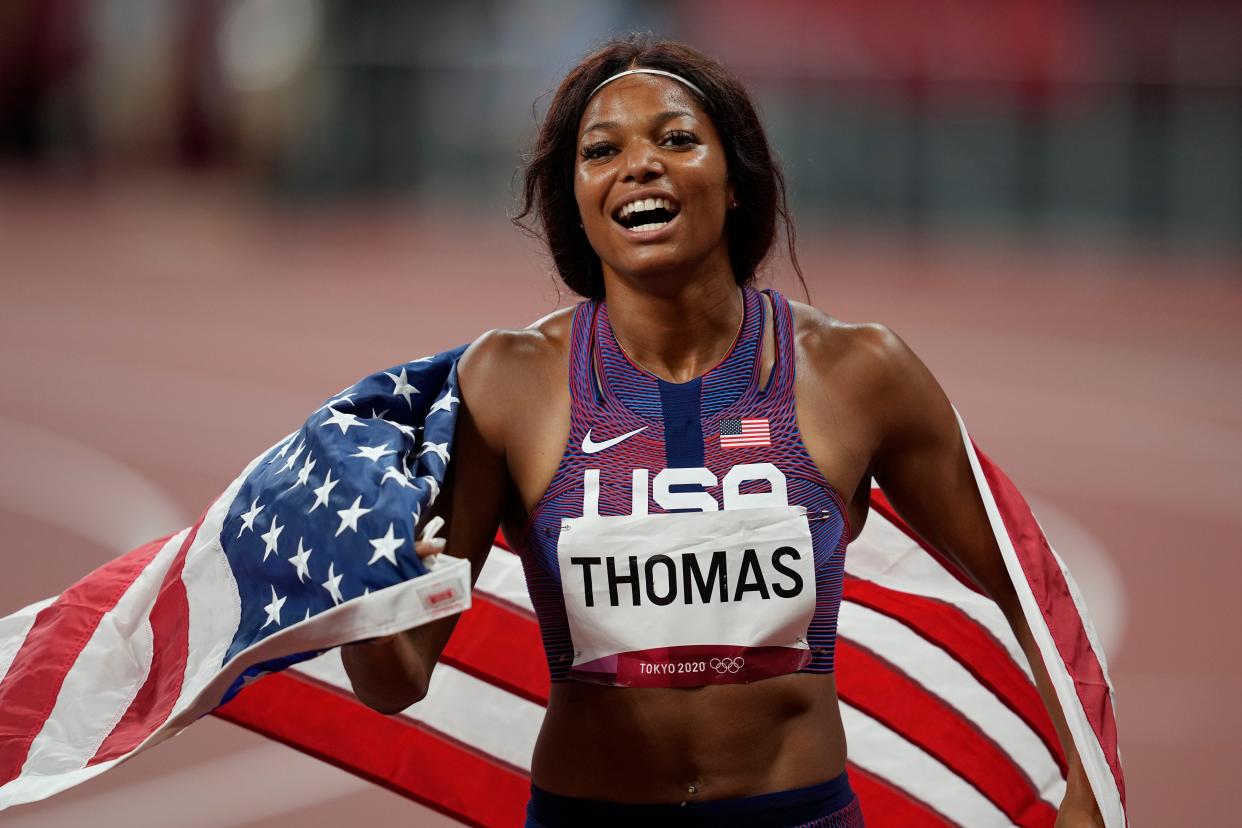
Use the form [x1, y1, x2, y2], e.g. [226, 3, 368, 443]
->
[787, 299, 919, 397]
[457, 306, 575, 443]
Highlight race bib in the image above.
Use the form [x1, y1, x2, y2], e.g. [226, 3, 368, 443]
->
[556, 505, 816, 687]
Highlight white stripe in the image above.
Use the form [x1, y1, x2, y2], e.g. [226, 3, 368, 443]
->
[956, 411, 1125, 828]
[6, 528, 188, 805]
[840, 602, 1065, 806]
[841, 702, 1017, 827]
[475, 546, 534, 614]
[295, 652, 542, 772]
[0, 596, 56, 687]
[848, 505, 1032, 677]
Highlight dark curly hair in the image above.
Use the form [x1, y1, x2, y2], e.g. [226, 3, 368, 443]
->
[514, 34, 802, 300]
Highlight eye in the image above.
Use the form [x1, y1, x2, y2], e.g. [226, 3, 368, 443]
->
[580, 141, 615, 160]
[661, 130, 699, 148]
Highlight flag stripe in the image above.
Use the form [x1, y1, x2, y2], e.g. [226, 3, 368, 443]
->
[841, 603, 1062, 806]
[0, 535, 173, 786]
[845, 510, 1030, 673]
[869, 490, 986, 596]
[837, 639, 1057, 826]
[844, 577, 1064, 769]
[841, 703, 1016, 827]
[215, 670, 530, 828]
[90, 519, 204, 764]
[969, 441, 1125, 818]
[846, 763, 955, 828]
[440, 596, 549, 706]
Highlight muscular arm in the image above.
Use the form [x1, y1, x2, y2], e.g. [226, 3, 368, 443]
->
[341, 333, 514, 714]
[862, 326, 1105, 826]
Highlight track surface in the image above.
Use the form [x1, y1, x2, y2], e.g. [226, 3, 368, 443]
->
[1, 180, 1238, 825]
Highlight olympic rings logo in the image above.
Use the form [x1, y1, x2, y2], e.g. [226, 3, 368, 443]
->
[710, 657, 745, 674]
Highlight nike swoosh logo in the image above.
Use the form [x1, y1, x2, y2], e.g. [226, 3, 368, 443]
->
[581, 425, 648, 454]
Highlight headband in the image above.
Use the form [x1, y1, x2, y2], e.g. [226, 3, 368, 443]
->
[586, 68, 707, 104]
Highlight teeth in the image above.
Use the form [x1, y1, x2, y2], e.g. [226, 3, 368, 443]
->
[628, 221, 668, 232]
[618, 196, 676, 220]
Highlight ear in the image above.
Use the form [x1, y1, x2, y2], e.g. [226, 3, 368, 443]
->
[726, 179, 737, 210]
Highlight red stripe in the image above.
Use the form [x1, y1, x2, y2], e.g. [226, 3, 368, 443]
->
[0, 535, 172, 786]
[844, 577, 1066, 772]
[89, 518, 204, 765]
[837, 639, 1057, 827]
[441, 595, 550, 705]
[869, 489, 987, 596]
[975, 444, 1125, 807]
[847, 762, 954, 827]
[213, 671, 530, 827]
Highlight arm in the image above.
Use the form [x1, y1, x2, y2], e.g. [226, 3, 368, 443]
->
[863, 326, 1105, 827]
[341, 333, 513, 714]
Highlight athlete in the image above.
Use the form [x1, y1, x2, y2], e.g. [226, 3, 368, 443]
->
[341, 36, 1105, 827]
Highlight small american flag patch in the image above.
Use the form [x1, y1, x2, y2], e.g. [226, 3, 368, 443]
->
[719, 418, 770, 448]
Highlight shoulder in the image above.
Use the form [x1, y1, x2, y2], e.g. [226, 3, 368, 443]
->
[787, 299, 922, 400]
[456, 305, 578, 442]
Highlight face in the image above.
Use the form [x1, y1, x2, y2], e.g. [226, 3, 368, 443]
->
[574, 74, 733, 286]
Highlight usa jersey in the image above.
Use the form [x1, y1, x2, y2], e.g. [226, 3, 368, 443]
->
[516, 287, 850, 685]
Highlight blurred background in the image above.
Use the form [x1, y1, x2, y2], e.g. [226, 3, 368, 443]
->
[0, 0, 1238, 825]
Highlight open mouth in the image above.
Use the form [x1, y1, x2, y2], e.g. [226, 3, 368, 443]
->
[613, 197, 680, 233]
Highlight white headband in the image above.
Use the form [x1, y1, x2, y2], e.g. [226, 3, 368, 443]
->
[586, 68, 707, 104]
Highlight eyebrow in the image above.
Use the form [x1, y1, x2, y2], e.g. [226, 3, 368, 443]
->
[580, 109, 696, 137]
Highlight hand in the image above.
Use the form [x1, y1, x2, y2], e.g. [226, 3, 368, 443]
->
[348, 534, 447, 648]
[1055, 770, 1105, 828]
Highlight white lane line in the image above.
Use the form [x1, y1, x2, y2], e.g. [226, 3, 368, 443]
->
[0, 416, 187, 555]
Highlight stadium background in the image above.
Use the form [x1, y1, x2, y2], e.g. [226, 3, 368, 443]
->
[1, 1, 1238, 824]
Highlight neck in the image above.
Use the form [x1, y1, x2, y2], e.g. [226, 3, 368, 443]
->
[601, 263, 745, 384]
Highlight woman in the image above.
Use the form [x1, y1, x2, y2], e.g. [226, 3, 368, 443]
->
[341, 36, 1105, 827]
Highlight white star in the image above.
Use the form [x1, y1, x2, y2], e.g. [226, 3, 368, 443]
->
[309, 468, 338, 512]
[237, 497, 264, 538]
[416, 475, 441, 501]
[367, 523, 405, 566]
[320, 392, 355, 411]
[303, 608, 311, 622]
[278, 441, 305, 474]
[381, 466, 413, 488]
[370, 407, 389, 420]
[335, 495, 373, 537]
[289, 453, 317, 489]
[384, 368, 420, 408]
[261, 585, 286, 629]
[241, 669, 269, 687]
[321, 407, 364, 435]
[322, 562, 344, 605]
[352, 443, 396, 463]
[428, 391, 459, 415]
[391, 421, 418, 439]
[260, 516, 284, 561]
[419, 441, 450, 464]
[272, 436, 296, 461]
[287, 537, 312, 582]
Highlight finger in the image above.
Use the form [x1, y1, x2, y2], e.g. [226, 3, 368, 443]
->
[414, 537, 446, 558]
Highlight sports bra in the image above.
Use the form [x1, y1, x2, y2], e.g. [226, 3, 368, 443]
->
[515, 286, 850, 685]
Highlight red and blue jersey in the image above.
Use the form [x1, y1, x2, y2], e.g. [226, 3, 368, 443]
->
[516, 287, 850, 682]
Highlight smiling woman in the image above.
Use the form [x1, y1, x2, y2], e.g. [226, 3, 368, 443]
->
[339, 34, 1109, 828]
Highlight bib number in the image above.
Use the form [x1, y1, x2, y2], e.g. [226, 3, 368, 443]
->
[556, 505, 816, 687]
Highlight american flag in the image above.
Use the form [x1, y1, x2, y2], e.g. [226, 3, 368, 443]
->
[0, 348, 1127, 827]
[719, 417, 770, 448]
[0, 346, 472, 810]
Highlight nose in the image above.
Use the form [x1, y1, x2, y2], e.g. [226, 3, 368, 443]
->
[620, 141, 664, 184]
